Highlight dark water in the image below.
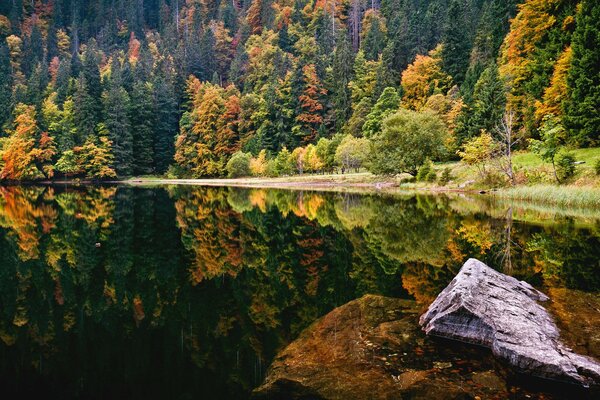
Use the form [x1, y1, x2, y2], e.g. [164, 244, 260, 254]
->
[0, 185, 598, 399]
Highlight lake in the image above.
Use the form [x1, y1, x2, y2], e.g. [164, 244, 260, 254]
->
[0, 185, 598, 399]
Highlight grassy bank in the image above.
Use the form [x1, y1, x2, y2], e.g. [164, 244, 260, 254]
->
[493, 185, 600, 209]
[124, 149, 600, 208]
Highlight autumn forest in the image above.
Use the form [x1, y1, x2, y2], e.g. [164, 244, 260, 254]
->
[0, 0, 598, 181]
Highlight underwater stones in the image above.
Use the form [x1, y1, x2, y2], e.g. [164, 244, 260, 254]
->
[420, 258, 600, 387]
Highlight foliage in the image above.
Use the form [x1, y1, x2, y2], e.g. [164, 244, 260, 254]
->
[371, 109, 448, 176]
[362, 87, 400, 138]
[0, 0, 594, 181]
[457, 132, 497, 180]
[529, 115, 567, 182]
[226, 151, 252, 178]
[563, 0, 600, 146]
[334, 135, 370, 173]
[555, 151, 576, 182]
[401, 46, 452, 111]
[439, 167, 453, 185]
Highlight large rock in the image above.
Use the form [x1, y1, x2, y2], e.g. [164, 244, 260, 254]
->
[419, 258, 600, 387]
[253, 295, 535, 399]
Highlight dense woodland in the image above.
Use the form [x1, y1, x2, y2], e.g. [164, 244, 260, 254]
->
[0, 0, 598, 180]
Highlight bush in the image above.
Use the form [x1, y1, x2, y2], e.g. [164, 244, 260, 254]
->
[226, 151, 251, 178]
[426, 169, 437, 182]
[555, 151, 576, 182]
[594, 159, 600, 176]
[416, 160, 436, 182]
[439, 167, 452, 185]
[370, 108, 447, 175]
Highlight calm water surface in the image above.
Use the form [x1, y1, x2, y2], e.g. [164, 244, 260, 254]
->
[0, 185, 598, 399]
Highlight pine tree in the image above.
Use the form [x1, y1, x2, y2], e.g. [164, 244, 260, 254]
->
[440, 0, 472, 85]
[361, 11, 387, 61]
[0, 43, 12, 130]
[103, 76, 132, 176]
[153, 75, 178, 174]
[331, 31, 354, 131]
[563, 0, 600, 146]
[457, 62, 506, 144]
[363, 87, 400, 138]
[73, 74, 99, 143]
[129, 81, 156, 175]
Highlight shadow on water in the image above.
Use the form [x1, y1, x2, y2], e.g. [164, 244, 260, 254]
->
[0, 185, 597, 399]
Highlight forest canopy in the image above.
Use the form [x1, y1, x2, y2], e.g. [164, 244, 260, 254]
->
[0, 0, 598, 180]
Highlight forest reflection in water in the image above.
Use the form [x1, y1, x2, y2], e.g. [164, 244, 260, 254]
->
[0, 185, 598, 399]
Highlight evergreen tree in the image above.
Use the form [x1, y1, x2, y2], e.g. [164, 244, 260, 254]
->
[73, 74, 98, 143]
[440, 0, 472, 85]
[0, 43, 12, 130]
[82, 40, 103, 121]
[153, 76, 178, 174]
[330, 31, 353, 130]
[129, 81, 156, 175]
[361, 11, 387, 61]
[363, 87, 400, 138]
[563, 0, 600, 146]
[457, 62, 506, 143]
[103, 75, 132, 176]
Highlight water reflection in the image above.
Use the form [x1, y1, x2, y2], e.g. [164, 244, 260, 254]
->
[0, 185, 598, 398]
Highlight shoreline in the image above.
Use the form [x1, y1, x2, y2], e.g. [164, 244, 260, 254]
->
[2, 174, 599, 210]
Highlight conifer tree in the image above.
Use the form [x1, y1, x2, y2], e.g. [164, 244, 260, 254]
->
[440, 0, 471, 85]
[563, 0, 600, 146]
[129, 81, 156, 175]
[0, 43, 12, 130]
[73, 74, 99, 143]
[330, 31, 353, 130]
[457, 62, 506, 143]
[103, 76, 132, 176]
[153, 76, 178, 174]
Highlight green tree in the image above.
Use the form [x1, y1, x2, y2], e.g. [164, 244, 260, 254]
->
[226, 151, 251, 178]
[529, 115, 567, 183]
[103, 81, 132, 177]
[334, 135, 370, 173]
[362, 87, 400, 138]
[457, 62, 506, 144]
[330, 31, 354, 131]
[73, 75, 98, 143]
[129, 81, 156, 175]
[0, 43, 13, 129]
[563, 0, 600, 146]
[371, 109, 447, 176]
[153, 75, 178, 174]
[440, 0, 472, 85]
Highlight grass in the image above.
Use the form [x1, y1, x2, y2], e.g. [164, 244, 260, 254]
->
[513, 147, 600, 170]
[496, 185, 600, 209]
[125, 148, 600, 208]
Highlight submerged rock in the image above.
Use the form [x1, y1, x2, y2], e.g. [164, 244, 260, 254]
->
[419, 258, 600, 387]
[254, 295, 529, 399]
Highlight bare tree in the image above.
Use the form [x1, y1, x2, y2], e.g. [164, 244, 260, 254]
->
[493, 108, 520, 185]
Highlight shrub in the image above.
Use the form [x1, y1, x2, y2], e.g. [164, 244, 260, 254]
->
[555, 151, 576, 182]
[426, 169, 437, 182]
[439, 167, 452, 186]
[416, 161, 431, 181]
[370, 108, 447, 175]
[416, 159, 436, 182]
[226, 151, 251, 178]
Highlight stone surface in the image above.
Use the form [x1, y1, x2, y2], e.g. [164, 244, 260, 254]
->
[419, 258, 600, 387]
[253, 295, 533, 399]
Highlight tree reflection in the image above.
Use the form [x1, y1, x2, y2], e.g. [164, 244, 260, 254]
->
[0, 185, 598, 398]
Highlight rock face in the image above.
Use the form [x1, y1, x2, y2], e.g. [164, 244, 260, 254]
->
[420, 258, 600, 387]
